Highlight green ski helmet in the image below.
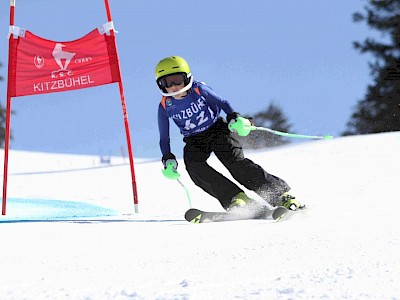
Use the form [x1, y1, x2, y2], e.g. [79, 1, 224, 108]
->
[155, 56, 193, 97]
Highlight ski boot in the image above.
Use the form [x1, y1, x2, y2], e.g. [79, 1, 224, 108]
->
[228, 192, 261, 215]
[279, 193, 305, 211]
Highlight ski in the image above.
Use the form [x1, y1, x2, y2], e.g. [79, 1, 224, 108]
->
[185, 206, 288, 224]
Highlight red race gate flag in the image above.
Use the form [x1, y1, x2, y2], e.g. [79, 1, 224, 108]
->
[3, 1, 139, 216]
[8, 26, 120, 97]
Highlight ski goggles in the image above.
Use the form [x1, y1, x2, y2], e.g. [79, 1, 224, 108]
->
[158, 73, 186, 88]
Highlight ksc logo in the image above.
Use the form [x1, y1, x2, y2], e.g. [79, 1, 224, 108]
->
[34, 55, 44, 69]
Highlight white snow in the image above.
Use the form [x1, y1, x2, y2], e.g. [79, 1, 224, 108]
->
[0, 132, 399, 299]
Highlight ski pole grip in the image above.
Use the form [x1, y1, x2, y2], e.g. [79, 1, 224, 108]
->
[228, 117, 254, 136]
[162, 161, 181, 180]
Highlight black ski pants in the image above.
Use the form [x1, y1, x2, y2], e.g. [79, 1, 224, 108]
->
[183, 118, 290, 209]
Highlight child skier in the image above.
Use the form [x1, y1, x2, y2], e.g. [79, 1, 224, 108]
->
[156, 56, 302, 211]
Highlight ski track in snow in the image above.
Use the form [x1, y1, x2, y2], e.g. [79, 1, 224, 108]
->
[1, 132, 399, 299]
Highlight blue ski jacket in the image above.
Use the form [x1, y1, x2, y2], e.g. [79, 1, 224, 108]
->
[158, 81, 235, 155]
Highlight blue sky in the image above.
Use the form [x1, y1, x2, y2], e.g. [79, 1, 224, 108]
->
[0, 0, 375, 158]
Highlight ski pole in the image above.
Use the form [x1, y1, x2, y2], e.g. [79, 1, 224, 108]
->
[228, 117, 333, 139]
[162, 161, 192, 208]
[177, 178, 192, 208]
[252, 126, 333, 140]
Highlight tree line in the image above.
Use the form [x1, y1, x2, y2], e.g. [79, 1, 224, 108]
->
[241, 0, 400, 148]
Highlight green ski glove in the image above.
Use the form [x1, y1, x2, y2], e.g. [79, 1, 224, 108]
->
[162, 159, 180, 180]
[228, 116, 254, 137]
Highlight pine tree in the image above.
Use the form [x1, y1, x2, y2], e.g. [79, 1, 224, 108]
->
[238, 102, 292, 149]
[344, 0, 400, 135]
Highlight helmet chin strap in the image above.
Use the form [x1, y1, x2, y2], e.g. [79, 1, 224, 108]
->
[160, 76, 194, 97]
